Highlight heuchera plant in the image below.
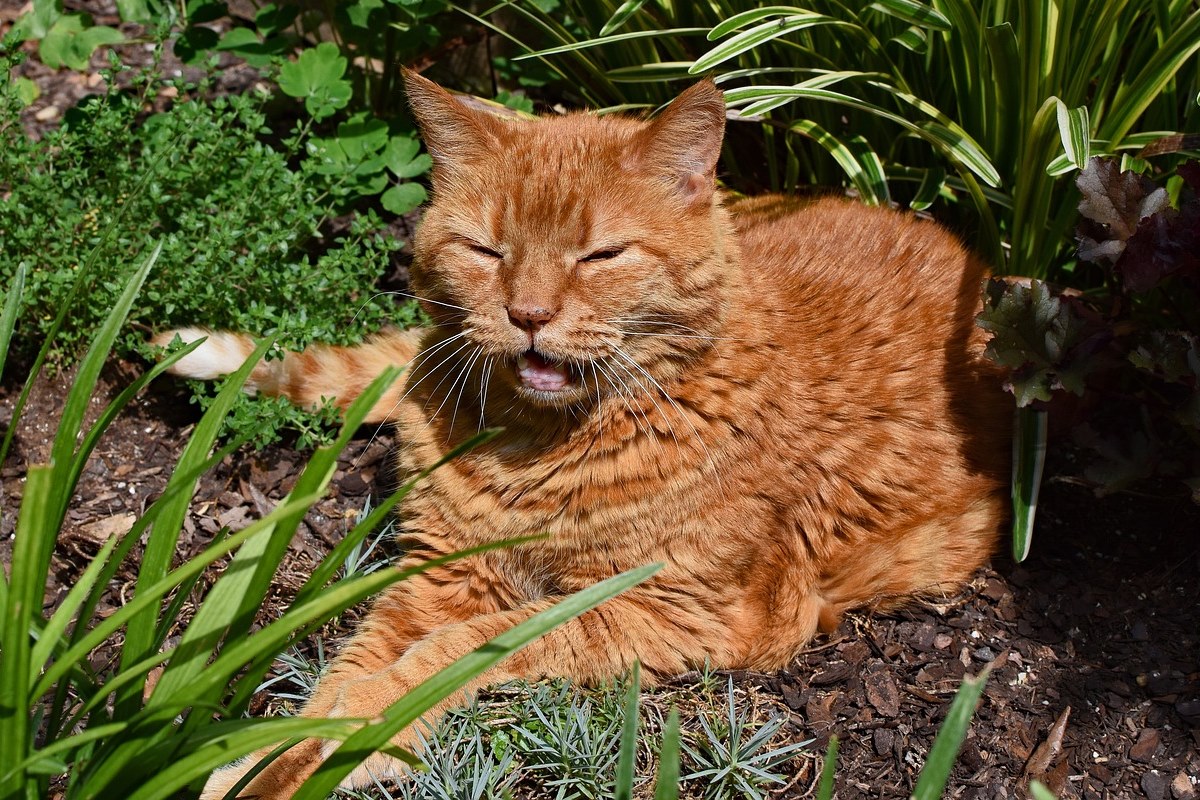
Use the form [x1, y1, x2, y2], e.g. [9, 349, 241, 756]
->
[978, 157, 1200, 500]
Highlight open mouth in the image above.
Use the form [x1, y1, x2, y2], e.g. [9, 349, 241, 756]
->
[516, 349, 575, 393]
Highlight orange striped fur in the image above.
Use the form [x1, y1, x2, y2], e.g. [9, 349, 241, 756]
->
[161, 72, 1009, 798]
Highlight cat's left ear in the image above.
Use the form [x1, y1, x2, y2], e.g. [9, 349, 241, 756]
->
[403, 68, 503, 187]
[636, 80, 726, 204]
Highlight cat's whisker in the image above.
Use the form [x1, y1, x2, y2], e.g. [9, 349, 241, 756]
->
[593, 359, 655, 445]
[611, 347, 722, 488]
[477, 355, 493, 433]
[589, 361, 604, 448]
[606, 354, 681, 453]
[418, 341, 478, 420]
[446, 345, 486, 442]
[352, 331, 470, 468]
[379, 290, 473, 314]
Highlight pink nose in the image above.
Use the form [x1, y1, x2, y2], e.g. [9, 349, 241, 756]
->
[507, 304, 557, 333]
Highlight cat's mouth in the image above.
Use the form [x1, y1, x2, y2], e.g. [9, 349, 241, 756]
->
[515, 349, 575, 393]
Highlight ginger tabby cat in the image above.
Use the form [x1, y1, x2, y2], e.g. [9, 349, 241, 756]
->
[157, 71, 1009, 798]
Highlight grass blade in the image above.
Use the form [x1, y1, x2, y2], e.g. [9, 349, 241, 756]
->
[600, 0, 651, 35]
[1011, 407, 1048, 562]
[0, 465, 56, 795]
[1053, 97, 1091, 171]
[690, 15, 848, 74]
[0, 261, 25, 386]
[654, 708, 681, 800]
[615, 661, 642, 800]
[869, 0, 950, 31]
[816, 734, 839, 800]
[289, 562, 663, 800]
[910, 667, 990, 800]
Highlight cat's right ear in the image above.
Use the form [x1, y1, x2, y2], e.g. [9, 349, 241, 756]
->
[403, 69, 502, 187]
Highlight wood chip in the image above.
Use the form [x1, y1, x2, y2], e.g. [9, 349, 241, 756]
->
[76, 512, 136, 545]
[1023, 705, 1071, 783]
[864, 668, 901, 717]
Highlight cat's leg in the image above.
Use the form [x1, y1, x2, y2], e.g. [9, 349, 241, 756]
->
[203, 575, 755, 799]
[199, 554, 525, 799]
[153, 327, 425, 424]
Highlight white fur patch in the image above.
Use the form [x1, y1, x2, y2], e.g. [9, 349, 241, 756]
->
[153, 327, 253, 380]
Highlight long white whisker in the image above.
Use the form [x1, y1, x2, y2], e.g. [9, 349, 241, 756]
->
[612, 347, 721, 487]
[594, 359, 654, 445]
[352, 331, 469, 466]
[608, 354, 680, 452]
[384, 290, 471, 313]
[477, 356, 493, 433]
[447, 346, 485, 441]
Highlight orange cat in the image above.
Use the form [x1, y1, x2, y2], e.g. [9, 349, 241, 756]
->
[158, 71, 1009, 798]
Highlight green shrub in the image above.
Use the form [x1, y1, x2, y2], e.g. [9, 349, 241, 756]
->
[0, 43, 428, 445]
[487, 0, 1199, 282]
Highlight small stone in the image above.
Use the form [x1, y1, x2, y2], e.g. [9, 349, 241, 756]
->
[1131, 729, 1161, 763]
[1143, 770, 1168, 800]
[34, 105, 60, 122]
[934, 633, 953, 649]
[974, 646, 996, 662]
[1172, 772, 1196, 800]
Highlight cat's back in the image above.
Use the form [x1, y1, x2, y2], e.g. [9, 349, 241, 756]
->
[731, 195, 988, 330]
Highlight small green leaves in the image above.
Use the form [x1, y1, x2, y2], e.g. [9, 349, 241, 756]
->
[278, 42, 352, 120]
[381, 183, 427, 214]
[38, 15, 124, 71]
[308, 114, 431, 212]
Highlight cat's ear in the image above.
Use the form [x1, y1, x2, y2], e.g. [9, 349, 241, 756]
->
[403, 69, 502, 185]
[636, 80, 726, 204]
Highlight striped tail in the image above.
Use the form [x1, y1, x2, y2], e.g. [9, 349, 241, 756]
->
[152, 327, 424, 425]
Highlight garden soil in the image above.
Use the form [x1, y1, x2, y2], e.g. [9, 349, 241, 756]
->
[3, 12, 1198, 797]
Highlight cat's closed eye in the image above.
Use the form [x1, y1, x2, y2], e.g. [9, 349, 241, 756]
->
[579, 247, 625, 263]
[467, 242, 503, 260]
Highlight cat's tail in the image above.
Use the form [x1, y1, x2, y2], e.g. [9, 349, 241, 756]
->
[152, 327, 424, 424]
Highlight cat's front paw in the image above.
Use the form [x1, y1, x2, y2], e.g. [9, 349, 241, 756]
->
[199, 740, 324, 800]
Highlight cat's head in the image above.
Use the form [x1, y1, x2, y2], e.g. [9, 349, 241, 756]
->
[405, 71, 729, 410]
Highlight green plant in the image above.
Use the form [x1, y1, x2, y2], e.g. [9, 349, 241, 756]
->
[0, 218, 656, 797]
[0, 43, 428, 445]
[979, 157, 1200, 506]
[680, 677, 808, 800]
[492, 0, 1199, 279]
[813, 668, 991, 800]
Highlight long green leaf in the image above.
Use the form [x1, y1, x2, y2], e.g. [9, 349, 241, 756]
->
[816, 734, 839, 800]
[1052, 97, 1091, 171]
[115, 335, 275, 716]
[653, 708, 681, 800]
[869, 0, 950, 31]
[0, 466, 56, 795]
[707, 6, 813, 40]
[690, 15, 849, 74]
[517, 27, 708, 60]
[614, 661, 642, 800]
[911, 668, 990, 799]
[600, 0, 651, 35]
[0, 262, 25, 386]
[289, 563, 662, 800]
[1010, 407, 1047, 562]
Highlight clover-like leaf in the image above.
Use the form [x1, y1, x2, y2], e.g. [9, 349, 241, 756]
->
[39, 15, 124, 71]
[384, 136, 432, 179]
[278, 42, 351, 120]
[380, 182, 427, 215]
[977, 279, 1098, 406]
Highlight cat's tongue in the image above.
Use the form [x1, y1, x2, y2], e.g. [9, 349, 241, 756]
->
[517, 350, 570, 392]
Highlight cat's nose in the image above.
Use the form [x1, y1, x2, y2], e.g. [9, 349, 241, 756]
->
[507, 304, 557, 333]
